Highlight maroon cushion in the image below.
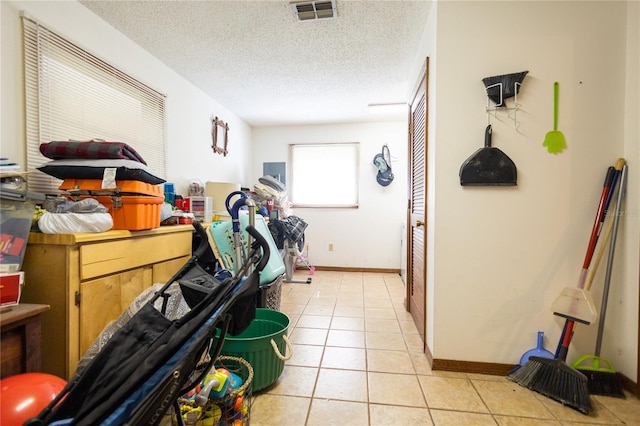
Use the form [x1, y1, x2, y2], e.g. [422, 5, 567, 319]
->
[39, 141, 147, 165]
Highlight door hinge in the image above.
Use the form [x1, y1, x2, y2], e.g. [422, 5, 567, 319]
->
[75, 291, 81, 306]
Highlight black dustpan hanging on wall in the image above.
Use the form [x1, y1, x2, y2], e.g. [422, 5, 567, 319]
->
[459, 125, 517, 186]
[482, 71, 529, 106]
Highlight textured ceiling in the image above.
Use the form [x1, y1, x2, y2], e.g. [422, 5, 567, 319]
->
[79, 0, 431, 127]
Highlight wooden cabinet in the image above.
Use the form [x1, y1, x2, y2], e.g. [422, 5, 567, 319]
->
[21, 225, 193, 379]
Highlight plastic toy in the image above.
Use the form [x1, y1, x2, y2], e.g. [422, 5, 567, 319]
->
[211, 368, 242, 399]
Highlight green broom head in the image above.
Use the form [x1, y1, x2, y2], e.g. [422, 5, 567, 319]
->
[509, 355, 592, 414]
[572, 355, 626, 398]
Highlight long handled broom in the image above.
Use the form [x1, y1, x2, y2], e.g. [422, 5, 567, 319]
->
[509, 162, 622, 414]
[572, 164, 627, 398]
[551, 163, 620, 327]
[551, 160, 623, 356]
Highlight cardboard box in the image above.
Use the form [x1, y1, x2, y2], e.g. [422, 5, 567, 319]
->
[0, 271, 24, 306]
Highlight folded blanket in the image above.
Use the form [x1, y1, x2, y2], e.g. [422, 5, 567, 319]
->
[258, 175, 286, 192]
[39, 140, 147, 165]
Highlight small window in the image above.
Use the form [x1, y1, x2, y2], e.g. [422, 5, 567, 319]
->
[289, 143, 359, 208]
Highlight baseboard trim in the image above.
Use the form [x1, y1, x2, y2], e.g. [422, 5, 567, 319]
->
[311, 266, 400, 274]
[432, 359, 515, 376]
[618, 371, 638, 396]
[431, 358, 638, 397]
[425, 344, 433, 366]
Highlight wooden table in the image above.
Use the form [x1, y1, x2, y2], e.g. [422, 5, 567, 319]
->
[0, 303, 50, 378]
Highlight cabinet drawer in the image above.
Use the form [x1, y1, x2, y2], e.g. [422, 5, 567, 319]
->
[80, 232, 191, 280]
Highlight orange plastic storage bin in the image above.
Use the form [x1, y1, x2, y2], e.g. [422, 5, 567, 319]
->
[59, 179, 164, 230]
[59, 179, 163, 197]
[92, 195, 163, 231]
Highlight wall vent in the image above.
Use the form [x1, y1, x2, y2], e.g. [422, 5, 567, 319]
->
[291, 0, 337, 21]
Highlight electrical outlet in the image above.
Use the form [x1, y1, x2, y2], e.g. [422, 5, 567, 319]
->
[328, 243, 334, 251]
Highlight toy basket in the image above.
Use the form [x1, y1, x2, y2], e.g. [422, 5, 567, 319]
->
[258, 275, 283, 310]
[176, 356, 253, 426]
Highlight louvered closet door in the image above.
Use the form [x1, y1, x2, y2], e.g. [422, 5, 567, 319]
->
[407, 59, 428, 347]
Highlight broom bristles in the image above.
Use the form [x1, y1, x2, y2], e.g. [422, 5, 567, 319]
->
[585, 370, 626, 398]
[509, 356, 592, 414]
[573, 355, 626, 398]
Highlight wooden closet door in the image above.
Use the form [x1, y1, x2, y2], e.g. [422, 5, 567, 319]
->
[407, 58, 428, 348]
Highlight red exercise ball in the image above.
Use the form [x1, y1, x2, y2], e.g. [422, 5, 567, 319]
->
[0, 372, 67, 426]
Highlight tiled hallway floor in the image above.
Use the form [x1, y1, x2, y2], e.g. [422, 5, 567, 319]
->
[250, 270, 640, 425]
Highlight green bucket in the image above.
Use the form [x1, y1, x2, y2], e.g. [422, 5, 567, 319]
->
[219, 308, 291, 392]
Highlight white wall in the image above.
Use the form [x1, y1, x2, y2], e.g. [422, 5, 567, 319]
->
[252, 121, 407, 269]
[423, 0, 639, 380]
[1, 0, 253, 200]
[616, 0, 640, 386]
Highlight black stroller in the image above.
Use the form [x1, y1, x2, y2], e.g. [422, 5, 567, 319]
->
[26, 222, 270, 426]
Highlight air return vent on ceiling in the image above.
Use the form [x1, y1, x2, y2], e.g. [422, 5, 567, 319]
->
[291, 0, 337, 21]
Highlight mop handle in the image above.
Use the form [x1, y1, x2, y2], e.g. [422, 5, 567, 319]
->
[583, 166, 615, 269]
[602, 159, 625, 218]
[595, 164, 627, 355]
[558, 320, 575, 361]
[584, 206, 615, 292]
[586, 158, 624, 265]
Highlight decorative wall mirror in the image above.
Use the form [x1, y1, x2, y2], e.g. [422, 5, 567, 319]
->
[211, 116, 229, 156]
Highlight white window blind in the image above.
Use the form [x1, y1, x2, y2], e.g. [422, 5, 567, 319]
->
[22, 15, 167, 194]
[289, 143, 359, 208]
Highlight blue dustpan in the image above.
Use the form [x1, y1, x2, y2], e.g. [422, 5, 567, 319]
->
[520, 331, 554, 365]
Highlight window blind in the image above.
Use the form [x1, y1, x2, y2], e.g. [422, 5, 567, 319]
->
[22, 15, 167, 194]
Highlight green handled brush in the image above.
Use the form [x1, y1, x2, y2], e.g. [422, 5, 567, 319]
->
[572, 163, 627, 398]
[572, 355, 624, 397]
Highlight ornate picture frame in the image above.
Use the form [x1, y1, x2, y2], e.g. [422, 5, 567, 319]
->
[211, 116, 229, 156]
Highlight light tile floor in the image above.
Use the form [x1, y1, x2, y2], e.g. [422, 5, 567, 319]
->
[250, 270, 640, 426]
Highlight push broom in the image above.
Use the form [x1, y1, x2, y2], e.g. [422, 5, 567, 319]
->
[572, 164, 628, 398]
[509, 161, 622, 414]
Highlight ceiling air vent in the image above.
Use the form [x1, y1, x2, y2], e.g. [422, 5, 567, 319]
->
[291, 0, 337, 21]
